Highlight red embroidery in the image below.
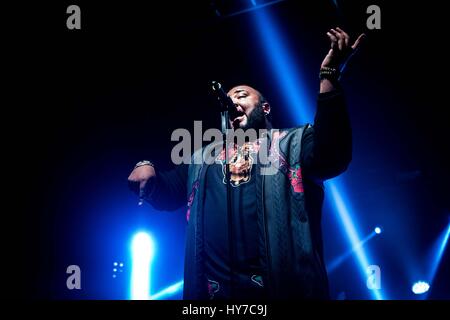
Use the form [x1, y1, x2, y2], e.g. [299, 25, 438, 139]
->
[269, 131, 304, 193]
[287, 165, 304, 193]
[186, 180, 199, 222]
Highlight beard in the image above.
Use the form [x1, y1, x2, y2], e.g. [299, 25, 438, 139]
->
[239, 104, 267, 131]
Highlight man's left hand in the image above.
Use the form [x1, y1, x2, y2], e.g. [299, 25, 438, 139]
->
[321, 27, 365, 70]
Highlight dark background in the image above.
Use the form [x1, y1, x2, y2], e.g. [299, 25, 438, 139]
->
[6, 0, 449, 300]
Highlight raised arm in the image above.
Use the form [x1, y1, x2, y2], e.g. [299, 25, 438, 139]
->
[302, 28, 365, 181]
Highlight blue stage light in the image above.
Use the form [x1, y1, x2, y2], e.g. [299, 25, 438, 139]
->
[374, 227, 382, 234]
[328, 182, 383, 299]
[412, 281, 430, 295]
[130, 231, 155, 300]
[150, 280, 184, 300]
[428, 222, 450, 287]
[252, 8, 314, 124]
[328, 231, 377, 273]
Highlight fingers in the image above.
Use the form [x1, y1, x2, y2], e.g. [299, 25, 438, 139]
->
[323, 27, 364, 72]
[336, 27, 350, 47]
[329, 28, 344, 50]
[127, 176, 149, 205]
[329, 27, 365, 51]
[351, 33, 366, 50]
[326, 31, 338, 50]
[127, 171, 147, 195]
[139, 180, 147, 193]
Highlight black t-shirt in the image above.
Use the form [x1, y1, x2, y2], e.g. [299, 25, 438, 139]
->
[203, 142, 266, 299]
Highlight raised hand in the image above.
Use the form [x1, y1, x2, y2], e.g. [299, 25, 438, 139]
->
[321, 27, 365, 71]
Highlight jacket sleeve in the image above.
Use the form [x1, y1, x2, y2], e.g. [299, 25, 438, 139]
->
[145, 163, 188, 211]
[301, 89, 352, 181]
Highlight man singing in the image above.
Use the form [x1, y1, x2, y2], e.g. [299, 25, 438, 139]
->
[128, 27, 364, 299]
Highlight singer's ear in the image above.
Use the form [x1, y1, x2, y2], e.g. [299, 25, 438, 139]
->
[262, 102, 271, 116]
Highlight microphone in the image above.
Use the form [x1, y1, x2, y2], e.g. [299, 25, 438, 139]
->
[210, 81, 237, 114]
[138, 189, 144, 206]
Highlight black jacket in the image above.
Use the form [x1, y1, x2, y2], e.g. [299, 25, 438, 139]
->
[147, 90, 351, 299]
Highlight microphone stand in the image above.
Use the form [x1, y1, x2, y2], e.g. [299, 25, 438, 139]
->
[211, 81, 235, 298]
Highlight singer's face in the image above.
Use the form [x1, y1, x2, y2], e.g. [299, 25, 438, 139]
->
[227, 85, 265, 130]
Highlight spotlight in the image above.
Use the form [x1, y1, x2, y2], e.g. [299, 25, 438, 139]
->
[374, 227, 382, 234]
[113, 262, 118, 266]
[131, 232, 155, 300]
[412, 281, 430, 294]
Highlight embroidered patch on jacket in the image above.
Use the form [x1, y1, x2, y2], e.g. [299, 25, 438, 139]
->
[207, 279, 220, 299]
[268, 131, 304, 194]
[215, 140, 262, 187]
[287, 164, 304, 193]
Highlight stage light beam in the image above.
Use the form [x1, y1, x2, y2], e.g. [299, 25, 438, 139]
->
[150, 280, 184, 300]
[327, 230, 377, 273]
[428, 222, 450, 287]
[131, 231, 155, 300]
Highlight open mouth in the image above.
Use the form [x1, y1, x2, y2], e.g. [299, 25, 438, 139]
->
[231, 113, 246, 127]
[231, 110, 246, 122]
[233, 115, 245, 122]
